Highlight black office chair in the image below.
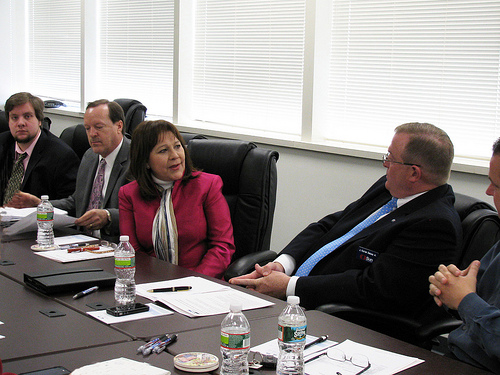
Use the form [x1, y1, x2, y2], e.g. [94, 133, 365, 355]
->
[0, 110, 8, 133]
[114, 98, 147, 137]
[184, 138, 279, 280]
[180, 132, 207, 144]
[59, 124, 91, 160]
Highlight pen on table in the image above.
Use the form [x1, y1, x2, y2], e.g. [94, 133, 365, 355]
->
[304, 335, 328, 350]
[147, 286, 192, 293]
[73, 285, 98, 299]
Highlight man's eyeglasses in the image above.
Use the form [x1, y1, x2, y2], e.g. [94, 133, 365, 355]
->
[382, 153, 421, 168]
[305, 347, 371, 375]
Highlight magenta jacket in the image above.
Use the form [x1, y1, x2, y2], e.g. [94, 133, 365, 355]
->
[119, 171, 235, 279]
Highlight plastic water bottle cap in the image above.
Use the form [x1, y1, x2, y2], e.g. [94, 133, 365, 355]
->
[41, 195, 49, 200]
[287, 296, 300, 305]
[229, 303, 242, 312]
[120, 235, 129, 242]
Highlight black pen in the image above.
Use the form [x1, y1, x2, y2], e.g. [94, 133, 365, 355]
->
[305, 335, 328, 350]
[73, 286, 98, 299]
[147, 286, 192, 293]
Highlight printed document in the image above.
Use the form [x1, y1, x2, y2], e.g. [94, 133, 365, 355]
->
[137, 276, 274, 317]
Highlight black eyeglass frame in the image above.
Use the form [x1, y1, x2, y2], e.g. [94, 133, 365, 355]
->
[382, 152, 421, 168]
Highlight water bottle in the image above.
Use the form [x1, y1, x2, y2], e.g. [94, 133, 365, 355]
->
[220, 303, 251, 375]
[36, 195, 55, 248]
[277, 296, 307, 375]
[114, 235, 136, 308]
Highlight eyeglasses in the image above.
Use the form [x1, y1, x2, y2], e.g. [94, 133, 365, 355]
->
[382, 153, 421, 167]
[306, 347, 371, 375]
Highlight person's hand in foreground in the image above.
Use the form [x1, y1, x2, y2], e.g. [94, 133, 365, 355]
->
[429, 260, 480, 310]
[229, 262, 289, 299]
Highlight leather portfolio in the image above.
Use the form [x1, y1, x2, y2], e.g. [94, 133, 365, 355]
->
[24, 267, 116, 294]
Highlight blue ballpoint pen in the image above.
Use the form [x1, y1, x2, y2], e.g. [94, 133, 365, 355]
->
[72, 286, 99, 299]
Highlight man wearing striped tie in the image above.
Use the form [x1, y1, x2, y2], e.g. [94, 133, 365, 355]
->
[9, 99, 130, 243]
[0, 92, 79, 206]
[230, 123, 462, 321]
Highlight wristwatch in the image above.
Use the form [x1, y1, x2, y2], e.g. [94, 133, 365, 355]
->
[104, 209, 112, 225]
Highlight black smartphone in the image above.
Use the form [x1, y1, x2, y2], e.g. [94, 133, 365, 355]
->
[106, 302, 149, 317]
[19, 366, 70, 375]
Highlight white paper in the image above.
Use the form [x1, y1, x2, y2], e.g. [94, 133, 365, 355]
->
[3, 211, 76, 236]
[304, 339, 424, 375]
[71, 357, 170, 375]
[87, 302, 173, 324]
[136, 276, 274, 317]
[0, 206, 67, 220]
[35, 244, 115, 263]
[54, 234, 99, 247]
[251, 335, 338, 359]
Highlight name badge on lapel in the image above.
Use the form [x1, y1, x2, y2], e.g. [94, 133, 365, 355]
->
[356, 247, 379, 263]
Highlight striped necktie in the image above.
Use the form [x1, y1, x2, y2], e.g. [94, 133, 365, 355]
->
[3, 152, 28, 205]
[295, 197, 398, 277]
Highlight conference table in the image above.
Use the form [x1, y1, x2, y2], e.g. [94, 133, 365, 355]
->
[0, 229, 492, 374]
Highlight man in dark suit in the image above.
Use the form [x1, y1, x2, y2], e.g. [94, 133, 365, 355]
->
[0, 92, 79, 205]
[230, 123, 462, 319]
[10, 99, 130, 243]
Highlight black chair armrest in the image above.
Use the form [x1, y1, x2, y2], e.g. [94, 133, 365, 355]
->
[224, 250, 277, 281]
[316, 302, 462, 348]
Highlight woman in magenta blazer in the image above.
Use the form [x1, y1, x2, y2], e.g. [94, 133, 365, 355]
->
[119, 120, 235, 279]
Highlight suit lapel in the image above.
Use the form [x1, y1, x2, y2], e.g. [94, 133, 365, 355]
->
[83, 155, 99, 209]
[102, 138, 129, 206]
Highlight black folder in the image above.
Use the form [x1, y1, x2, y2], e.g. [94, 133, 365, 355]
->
[24, 267, 116, 294]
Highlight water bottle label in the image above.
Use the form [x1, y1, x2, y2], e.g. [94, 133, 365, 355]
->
[115, 256, 135, 268]
[37, 211, 54, 221]
[221, 331, 250, 349]
[278, 324, 307, 343]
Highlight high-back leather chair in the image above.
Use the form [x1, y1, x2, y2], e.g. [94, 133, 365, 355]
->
[59, 124, 90, 160]
[114, 98, 147, 137]
[186, 138, 279, 273]
[0, 111, 8, 133]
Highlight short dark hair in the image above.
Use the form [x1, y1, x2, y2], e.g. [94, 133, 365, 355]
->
[395, 122, 454, 186]
[493, 138, 500, 156]
[5, 92, 44, 122]
[129, 120, 196, 200]
[86, 99, 125, 132]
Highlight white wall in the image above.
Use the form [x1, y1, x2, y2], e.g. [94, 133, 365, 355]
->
[47, 113, 492, 252]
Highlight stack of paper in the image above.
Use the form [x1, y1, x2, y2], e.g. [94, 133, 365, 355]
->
[35, 235, 114, 263]
[137, 276, 274, 317]
[0, 207, 68, 222]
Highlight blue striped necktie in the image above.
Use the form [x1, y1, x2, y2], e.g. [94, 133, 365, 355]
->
[295, 197, 398, 277]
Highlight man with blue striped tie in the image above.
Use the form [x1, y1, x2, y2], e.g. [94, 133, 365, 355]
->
[230, 123, 462, 321]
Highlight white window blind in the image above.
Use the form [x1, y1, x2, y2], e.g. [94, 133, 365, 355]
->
[98, 0, 174, 116]
[28, 0, 81, 102]
[193, 0, 306, 136]
[324, 0, 500, 159]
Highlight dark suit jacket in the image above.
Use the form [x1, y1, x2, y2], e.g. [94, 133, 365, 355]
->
[281, 176, 462, 318]
[0, 128, 79, 203]
[51, 137, 131, 242]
